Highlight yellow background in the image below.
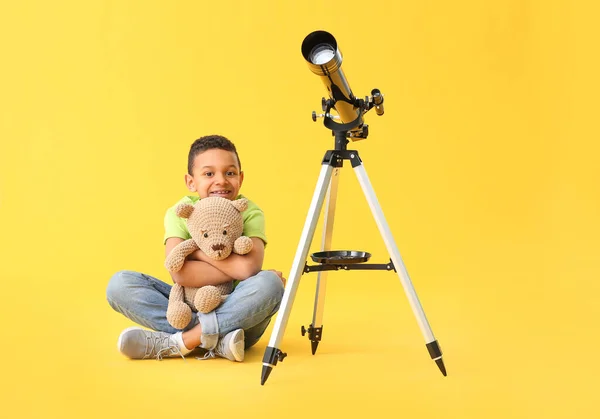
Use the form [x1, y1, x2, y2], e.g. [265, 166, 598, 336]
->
[1, 1, 599, 418]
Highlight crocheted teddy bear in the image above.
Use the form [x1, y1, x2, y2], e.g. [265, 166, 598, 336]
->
[164, 196, 253, 330]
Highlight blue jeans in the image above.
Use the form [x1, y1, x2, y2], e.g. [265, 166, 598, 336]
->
[106, 270, 284, 350]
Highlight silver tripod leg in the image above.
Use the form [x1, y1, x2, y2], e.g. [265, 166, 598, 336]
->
[305, 167, 341, 354]
[261, 164, 334, 384]
[352, 158, 447, 375]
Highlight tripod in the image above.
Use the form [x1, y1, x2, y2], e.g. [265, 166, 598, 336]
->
[260, 111, 447, 386]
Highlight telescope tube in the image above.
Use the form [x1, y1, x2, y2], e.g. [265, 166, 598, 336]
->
[301, 31, 363, 127]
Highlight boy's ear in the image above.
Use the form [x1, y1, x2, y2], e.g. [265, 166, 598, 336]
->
[176, 203, 195, 218]
[230, 198, 248, 213]
[185, 174, 196, 192]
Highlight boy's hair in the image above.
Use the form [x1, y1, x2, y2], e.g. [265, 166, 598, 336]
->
[187, 135, 242, 175]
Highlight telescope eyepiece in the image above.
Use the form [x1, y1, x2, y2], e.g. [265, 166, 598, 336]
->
[371, 88, 385, 116]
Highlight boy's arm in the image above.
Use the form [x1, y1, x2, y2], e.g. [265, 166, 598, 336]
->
[165, 237, 235, 287]
[189, 237, 265, 281]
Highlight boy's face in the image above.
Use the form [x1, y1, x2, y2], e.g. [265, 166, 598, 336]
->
[185, 148, 244, 200]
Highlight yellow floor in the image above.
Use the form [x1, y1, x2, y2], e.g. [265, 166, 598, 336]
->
[3, 261, 598, 418]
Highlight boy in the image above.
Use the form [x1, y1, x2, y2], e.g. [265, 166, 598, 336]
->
[106, 135, 285, 361]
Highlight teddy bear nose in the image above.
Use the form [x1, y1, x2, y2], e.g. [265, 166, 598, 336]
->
[211, 244, 225, 252]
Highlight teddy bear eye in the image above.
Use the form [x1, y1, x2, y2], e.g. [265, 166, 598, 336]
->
[222, 230, 227, 235]
[203, 233, 209, 238]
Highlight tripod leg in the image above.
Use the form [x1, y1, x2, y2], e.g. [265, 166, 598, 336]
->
[261, 164, 334, 385]
[352, 159, 447, 377]
[305, 167, 341, 355]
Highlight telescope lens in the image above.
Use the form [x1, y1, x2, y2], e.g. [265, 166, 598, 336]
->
[310, 44, 335, 65]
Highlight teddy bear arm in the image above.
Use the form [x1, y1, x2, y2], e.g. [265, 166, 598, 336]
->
[165, 239, 199, 272]
[233, 236, 253, 255]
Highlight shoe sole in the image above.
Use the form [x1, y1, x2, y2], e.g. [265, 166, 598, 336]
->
[229, 329, 245, 362]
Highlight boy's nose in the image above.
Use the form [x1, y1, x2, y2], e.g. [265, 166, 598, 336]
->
[213, 173, 227, 184]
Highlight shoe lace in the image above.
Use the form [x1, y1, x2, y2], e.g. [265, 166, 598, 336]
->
[197, 350, 217, 361]
[146, 334, 186, 361]
[196, 336, 229, 361]
[196, 338, 228, 360]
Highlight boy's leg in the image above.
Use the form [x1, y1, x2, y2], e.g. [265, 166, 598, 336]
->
[106, 270, 199, 334]
[244, 317, 277, 350]
[197, 270, 284, 351]
[107, 270, 204, 359]
[107, 269, 284, 360]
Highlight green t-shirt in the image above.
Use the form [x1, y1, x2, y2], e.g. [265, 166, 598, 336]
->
[163, 194, 267, 245]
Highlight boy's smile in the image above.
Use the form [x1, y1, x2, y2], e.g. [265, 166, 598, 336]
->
[185, 148, 244, 200]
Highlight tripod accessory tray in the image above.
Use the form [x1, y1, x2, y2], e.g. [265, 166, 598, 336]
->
[311, 250, 370, 264]
[305, 250, 396, 273]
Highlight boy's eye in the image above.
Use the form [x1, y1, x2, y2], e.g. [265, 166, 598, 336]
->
[226, 171, 236, 176]
[204, 172, 213, 177]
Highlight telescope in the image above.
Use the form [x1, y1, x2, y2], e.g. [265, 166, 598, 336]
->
[261, 30, 446, 386]
[301, 30, 384, 140]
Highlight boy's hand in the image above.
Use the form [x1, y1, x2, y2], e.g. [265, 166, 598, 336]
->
[266, 269, 287, 287]
[188, 247, 285, 285]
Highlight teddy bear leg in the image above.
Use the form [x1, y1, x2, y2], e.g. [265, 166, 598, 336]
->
[167, 284, 193, 329]
[194, 286, 224, 314]
[215, 281, 233, 295]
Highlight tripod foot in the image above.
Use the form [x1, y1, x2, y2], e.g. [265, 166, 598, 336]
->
[261, 365, 273, 385]
[435, 358, 447, 376]
[426, 340, 447, 377]
[261, 346, 287, 386]
[301, 324, 323, 355]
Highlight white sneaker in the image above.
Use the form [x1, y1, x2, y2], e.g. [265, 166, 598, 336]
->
[200, 329, 245, 362]
[117, 327, 185, 360]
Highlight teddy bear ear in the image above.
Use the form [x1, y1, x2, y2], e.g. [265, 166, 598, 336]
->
[175, 203, 195, 218]
[230, 198, 248, 213]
